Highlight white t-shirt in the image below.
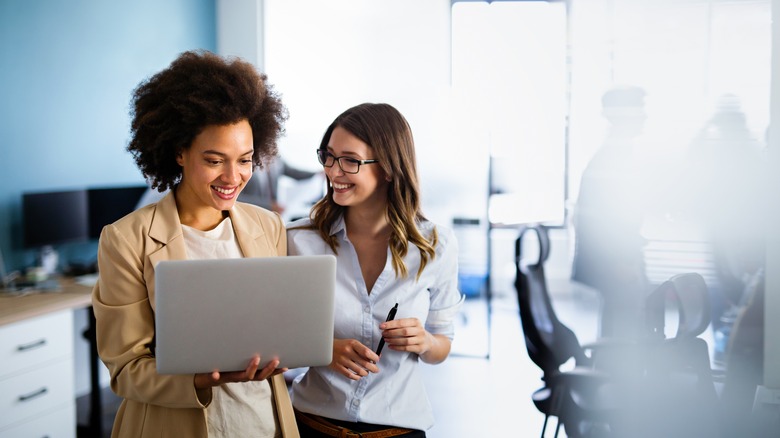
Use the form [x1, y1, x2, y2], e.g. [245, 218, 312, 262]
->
[181, 217, 280, 438]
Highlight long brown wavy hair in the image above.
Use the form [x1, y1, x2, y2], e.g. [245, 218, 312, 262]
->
[306, 103, 437, 280]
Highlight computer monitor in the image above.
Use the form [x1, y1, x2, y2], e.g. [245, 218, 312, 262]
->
[22, 189, 90, 248]
[87, 185, 148, 239]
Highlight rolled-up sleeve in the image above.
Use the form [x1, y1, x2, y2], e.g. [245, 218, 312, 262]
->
[425, 226, 465, 339]
[426, 294, 465, 339]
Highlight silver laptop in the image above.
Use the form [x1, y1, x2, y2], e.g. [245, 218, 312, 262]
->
[154, 255, 336, 374]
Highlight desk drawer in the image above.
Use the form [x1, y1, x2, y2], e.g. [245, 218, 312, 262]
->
[0, 358, 75, 430]
[0, 310, 73, 378]
[0, 402, 75, 438]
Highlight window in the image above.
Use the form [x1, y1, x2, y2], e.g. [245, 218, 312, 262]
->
[452, 0, 568, 226]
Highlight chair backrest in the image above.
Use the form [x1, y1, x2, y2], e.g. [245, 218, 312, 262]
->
[645, 272, 711, 340]
[670, 272, 711, 338]
[515, 225, 588, 381]
[641, 273, 719, 437]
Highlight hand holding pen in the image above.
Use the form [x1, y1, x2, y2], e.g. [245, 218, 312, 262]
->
[327, 303, 399, 379]
[329, 303, 400, 379]
[375, 303, 398, 357]
[377, 304, 444, 361]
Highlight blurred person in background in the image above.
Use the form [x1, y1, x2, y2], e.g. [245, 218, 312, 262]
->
[571, 85, 651, 339]
[676, 94, 766, 363]
[240, 157, 321, 215]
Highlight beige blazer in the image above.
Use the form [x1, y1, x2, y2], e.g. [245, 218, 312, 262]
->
[92, 191, 299, 437]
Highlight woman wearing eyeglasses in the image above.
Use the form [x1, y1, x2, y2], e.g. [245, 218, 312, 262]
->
[286, 103, 464, 437]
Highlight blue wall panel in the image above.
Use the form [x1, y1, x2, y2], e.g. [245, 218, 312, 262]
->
[0, 0, 216, 270]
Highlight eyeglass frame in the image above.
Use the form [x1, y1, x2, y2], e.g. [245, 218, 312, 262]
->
[316, 149, 379, 174]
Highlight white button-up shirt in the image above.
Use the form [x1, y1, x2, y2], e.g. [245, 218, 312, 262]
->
[287, 216, 464, 431]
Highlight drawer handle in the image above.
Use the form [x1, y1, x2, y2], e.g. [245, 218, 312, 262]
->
[17, 338, 47, 351]
[18, 387, 48, 402]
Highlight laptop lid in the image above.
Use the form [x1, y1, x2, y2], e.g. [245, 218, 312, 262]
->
[154, 255, 335, 374]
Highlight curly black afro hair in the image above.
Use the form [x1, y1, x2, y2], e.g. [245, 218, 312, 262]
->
[127, 50, 287, 191]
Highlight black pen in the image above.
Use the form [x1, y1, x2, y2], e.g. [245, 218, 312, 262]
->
[375, 303, 398, 356]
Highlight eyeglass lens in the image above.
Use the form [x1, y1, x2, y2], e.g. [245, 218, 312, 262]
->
[317, 150, 361, 174]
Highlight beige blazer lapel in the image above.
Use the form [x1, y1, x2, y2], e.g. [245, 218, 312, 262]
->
[230, 203, 276, 257]
[146, 192, 188, 308]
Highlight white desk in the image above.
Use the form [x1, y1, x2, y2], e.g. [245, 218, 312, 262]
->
[0, 279, 92, 437]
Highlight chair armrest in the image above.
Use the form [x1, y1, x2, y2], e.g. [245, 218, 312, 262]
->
[581, 338, 658, 375]
[549, 368, 622, 412]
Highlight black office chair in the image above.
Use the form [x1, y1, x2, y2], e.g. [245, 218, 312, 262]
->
[645, 272, 712, 341]
[517, 223, 721, 438]
[514, 225, 617, 438]
[634, 272, 721, 438]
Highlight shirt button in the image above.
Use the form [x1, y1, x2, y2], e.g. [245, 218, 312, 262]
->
[352, 399, 360, 407]
[364, 306, 371, 313]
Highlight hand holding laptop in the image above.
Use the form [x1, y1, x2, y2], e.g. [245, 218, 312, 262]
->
[194, 356, 286, 389]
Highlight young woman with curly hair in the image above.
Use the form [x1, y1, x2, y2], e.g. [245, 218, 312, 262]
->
[287, 103, 464, 437]
[92, 50, 298, 437]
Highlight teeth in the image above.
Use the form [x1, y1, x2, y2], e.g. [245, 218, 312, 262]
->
[332, 182, 352, 190]
[213, 186, 236, 195]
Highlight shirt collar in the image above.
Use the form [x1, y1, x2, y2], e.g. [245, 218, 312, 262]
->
[329, 214, 347, 239]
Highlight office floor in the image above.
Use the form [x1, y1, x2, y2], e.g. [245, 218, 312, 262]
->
[76, 387, 121, 438]
[422, 285, 601, 438]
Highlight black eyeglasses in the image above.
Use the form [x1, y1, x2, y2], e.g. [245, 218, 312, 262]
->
[317, 149, 379, 174]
